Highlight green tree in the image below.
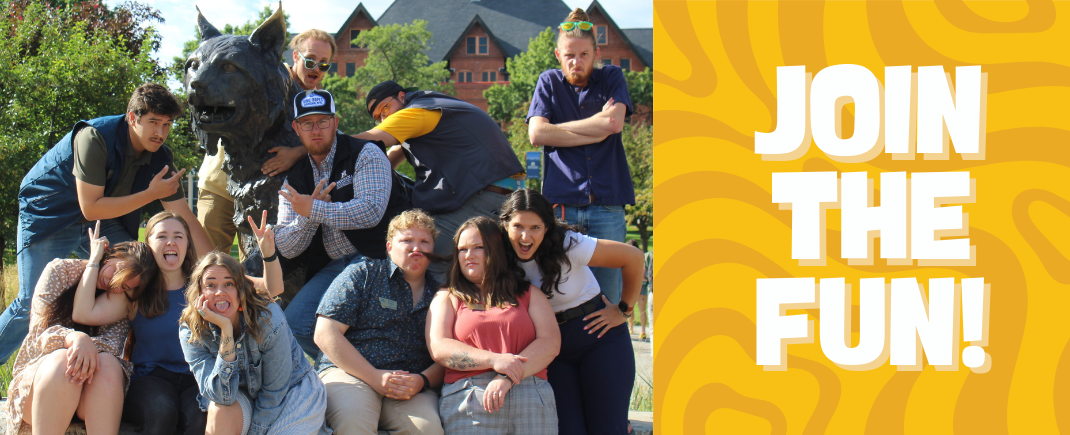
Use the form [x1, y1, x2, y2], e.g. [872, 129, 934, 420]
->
[626, 68, 653, 122]
[623, 124, 653, 250]
[0, 1, 162, 294]
[484, 28, 558, 123]
[343, 20, 454, 135]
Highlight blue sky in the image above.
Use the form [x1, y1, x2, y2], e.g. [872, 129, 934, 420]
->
[107, 0, 653, 68]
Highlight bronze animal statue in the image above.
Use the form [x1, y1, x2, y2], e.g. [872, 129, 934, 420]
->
[182, 6, 301, 278]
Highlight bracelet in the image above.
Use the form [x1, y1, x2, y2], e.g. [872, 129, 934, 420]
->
[495, 372, 515, 385]
[262, 250, 278, 262]
[417, 373, 430, 393]
[86, 263, 100, 269]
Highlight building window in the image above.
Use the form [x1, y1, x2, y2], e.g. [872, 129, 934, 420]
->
[482, 71, 497, 82]
[329, 63, 337, 75]
[467, 36, 488, 55]
[346, 63, 355, 76]
[602, 59, 612, 67]
[620, 58, 631, 70]
[458, 71, 473, 83]
[596, 25, 607, 45]
[350, 29, 362, 48]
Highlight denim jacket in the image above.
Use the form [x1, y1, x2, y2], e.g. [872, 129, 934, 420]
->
[179, 303, 312, 435]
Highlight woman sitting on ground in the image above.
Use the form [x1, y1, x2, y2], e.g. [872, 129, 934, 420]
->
[72, 211, 213, 434]
[180, 212, 331, 435]
[428, 216, 560, 434]
[5, 222, 159, 435]
[500, 189, 643, 435]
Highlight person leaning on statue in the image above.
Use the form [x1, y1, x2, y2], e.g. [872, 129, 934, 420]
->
[275, 89, 410, 359]
[2, 83, 212, 365]
[354, 80, 526, 282]
[196, 29, 338, 256]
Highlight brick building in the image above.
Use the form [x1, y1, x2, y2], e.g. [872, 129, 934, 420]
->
[286, 0, 653, 111]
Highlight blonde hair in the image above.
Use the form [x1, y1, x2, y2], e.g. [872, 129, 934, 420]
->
[181, 252, 272, 346]
[290, 29, 337, 59]
[559, 8, 598, 50]
[386, 209, 439, 242]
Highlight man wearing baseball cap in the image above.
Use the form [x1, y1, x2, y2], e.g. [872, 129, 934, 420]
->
[355, 80, 525, 280]
[275, 89, 411, 357]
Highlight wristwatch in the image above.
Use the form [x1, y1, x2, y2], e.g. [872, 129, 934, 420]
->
[618, 301, 633, 317]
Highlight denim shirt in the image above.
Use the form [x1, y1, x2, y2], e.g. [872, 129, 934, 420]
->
[179, 303, 312, 435]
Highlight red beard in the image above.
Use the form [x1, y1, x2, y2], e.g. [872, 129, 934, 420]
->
[564, 67, 592, 86]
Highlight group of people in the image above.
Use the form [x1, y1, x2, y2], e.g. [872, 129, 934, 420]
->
[4, 7, 648, 435]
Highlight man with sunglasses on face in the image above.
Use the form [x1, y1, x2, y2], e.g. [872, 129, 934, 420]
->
[275, 89, 410, 358]
[195, 30, 338, 256]
[354, 80, 525, 281]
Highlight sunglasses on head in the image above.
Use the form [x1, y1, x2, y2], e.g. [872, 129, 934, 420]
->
[299, 53, 331, 72]
[559, 21, 594, 32]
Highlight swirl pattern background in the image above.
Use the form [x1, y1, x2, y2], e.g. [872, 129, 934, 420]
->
[653, 1, 1070, 433]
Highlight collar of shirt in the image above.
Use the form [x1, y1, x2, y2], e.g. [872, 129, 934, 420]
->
[308, 136, 339, 183]
[387, 259, 439, 304]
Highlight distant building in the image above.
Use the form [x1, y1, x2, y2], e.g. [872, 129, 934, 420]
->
[286, 0, 653, 111]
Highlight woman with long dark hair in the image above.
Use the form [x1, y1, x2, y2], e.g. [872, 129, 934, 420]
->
[4, 221, 158, 435]
[499, 189, 643, 435]
[428, 216, 560, 434]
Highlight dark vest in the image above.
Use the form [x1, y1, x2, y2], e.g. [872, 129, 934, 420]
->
[283, 134, 411, 277]
[17, 115, 173, 253]
[400, 91, 524, 213]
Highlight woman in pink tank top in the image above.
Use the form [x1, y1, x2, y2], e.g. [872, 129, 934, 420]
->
[427, 216, 561, 434]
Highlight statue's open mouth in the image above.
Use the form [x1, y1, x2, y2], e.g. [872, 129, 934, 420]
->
[194, 105, 237, 125]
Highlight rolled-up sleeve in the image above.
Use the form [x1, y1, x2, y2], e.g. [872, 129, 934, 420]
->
[179, 323, 240, 406]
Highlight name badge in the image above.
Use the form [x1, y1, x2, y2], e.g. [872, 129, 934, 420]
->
[336, 174, 353, 189]
[379, 297, 398, 310]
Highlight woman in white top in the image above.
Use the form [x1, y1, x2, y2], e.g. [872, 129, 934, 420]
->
[499, 189, 643, 435]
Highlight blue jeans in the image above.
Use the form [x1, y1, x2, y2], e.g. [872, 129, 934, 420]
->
[284, 252, 362, 358]
[428, 190, 509, 283]
[556, 204, 627, 304]
[549, 297, 634, 435]
[1, 219, 133, 362]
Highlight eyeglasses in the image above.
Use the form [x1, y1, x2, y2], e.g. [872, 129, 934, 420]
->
[297, 116, 334, 131]
[372, 97, 395, 125]
[559, 21, 593, 32]
[299, 53, 331, 72]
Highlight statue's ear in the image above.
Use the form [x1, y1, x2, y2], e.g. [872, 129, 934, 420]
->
[250, 3, 287, 63]
[196, 6, 223, 41]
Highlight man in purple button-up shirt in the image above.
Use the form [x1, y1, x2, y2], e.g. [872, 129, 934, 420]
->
[526, 14, 635, 304]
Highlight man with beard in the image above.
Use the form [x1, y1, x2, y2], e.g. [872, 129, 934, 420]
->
[196, 30, 337, 255]
[275, 89, 409, 358]
[526, 8, 635, 307]
[313, 210, 444, 435]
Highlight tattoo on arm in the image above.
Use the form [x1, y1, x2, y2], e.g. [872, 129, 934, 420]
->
[445, 352, 477, 370]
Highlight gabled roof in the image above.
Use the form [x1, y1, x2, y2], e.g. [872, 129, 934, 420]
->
[621, 29, 652, 67]
[586, 0, 650, 69]
[377, 0, 572, 62]
[442, 15, 510, 61]
[335, 3, 377, 38]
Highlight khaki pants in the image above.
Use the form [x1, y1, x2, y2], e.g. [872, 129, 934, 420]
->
[196, 189, 241, 258]
[320, 367, 444, 435]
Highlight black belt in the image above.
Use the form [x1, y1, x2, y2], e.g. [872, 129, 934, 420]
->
[555, 295, 601, 324]
[484, 184, 513, 195]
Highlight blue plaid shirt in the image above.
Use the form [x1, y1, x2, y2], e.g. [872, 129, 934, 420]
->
[315, 258, 438, 374]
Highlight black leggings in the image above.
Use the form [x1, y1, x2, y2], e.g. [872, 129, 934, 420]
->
[122, 367, 207, 435]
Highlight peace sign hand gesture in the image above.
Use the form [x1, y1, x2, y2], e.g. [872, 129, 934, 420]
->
[86, 220, 109, 264]
[279, 179, 335, 218]
[247, 211, 276, 260]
